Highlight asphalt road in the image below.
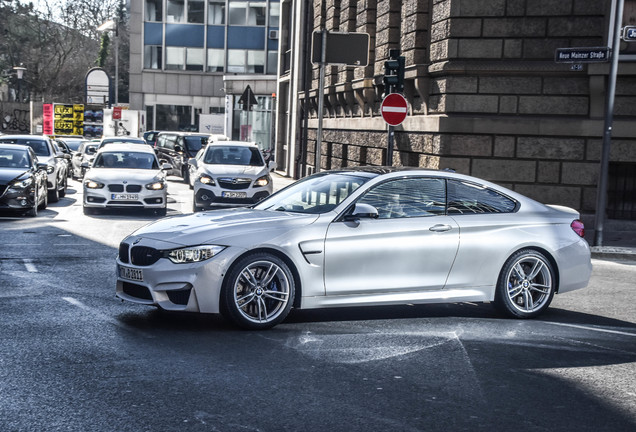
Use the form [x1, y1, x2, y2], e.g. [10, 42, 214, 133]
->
[0, 177, 635, 432]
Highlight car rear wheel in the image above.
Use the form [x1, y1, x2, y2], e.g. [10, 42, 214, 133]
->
[220, 253, 295, 330]
[494, 249, 555, 318]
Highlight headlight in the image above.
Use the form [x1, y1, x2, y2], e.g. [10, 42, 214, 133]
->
[84, 179, 104, 189]
[145, 181, 165, 190]
[9, 177, 33, 189]
[46, 165, 55, 174]
[167, 245, 226, 264]
[199, 174, 215, 185]
[254, 174, 271, 187]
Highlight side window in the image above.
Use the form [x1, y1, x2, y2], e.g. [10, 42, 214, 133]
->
[447, 180, 517, 214]
[358, 178, 446, 219]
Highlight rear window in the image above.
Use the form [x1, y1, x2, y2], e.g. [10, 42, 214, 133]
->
[0, 138, 50, 156]
[184, 136, 208, 152]
[447, 180, 517, 214]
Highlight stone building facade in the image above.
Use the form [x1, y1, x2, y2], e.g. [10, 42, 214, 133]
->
[275, 0, 636, 219]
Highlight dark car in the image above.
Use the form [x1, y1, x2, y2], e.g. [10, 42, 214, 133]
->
[143, 130, 161, 146]
[154, 132, 210, 183]
[0, 135, 69, 202]
[0, 144, 48, 216]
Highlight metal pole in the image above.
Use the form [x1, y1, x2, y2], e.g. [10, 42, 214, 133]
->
[315, 29, 327, 173]
[115, 21, 119, 105]
[594, 0, 624, 246]
[387, 125, 394, 165]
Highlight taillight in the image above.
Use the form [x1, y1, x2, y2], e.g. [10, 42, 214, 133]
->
[571, 220, 585, 238]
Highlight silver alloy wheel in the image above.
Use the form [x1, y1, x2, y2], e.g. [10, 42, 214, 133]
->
[233, 260, 291, 324]
[505, 255, 553, 313]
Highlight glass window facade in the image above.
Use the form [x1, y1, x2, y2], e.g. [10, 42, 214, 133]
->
[143, 0, 279, 74]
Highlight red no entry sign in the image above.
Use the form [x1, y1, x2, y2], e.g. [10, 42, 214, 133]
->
[381, 93, 408, 126]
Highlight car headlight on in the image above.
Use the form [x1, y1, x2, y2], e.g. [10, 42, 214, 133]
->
[84, 179, 105, 189]
[46, 165, 55, 174]
[254, 174, 271, 187]
[166, 245, 226, 264]
[145, 180, 165, 190]
[199, 174, 215, 186]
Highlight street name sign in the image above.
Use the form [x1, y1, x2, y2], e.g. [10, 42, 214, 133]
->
[555, 47, 610, 63]
[623, 26, 636, 41]
[381, 93, 408, 126]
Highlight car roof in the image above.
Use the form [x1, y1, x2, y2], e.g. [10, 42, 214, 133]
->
[157, 131, 210, 137]
[207, 140, 258, 148]
[0, 134, 50, 141]
[0, 143, 32, 151]
[100, 136, 146, 142]
[96, 143, 156, 154]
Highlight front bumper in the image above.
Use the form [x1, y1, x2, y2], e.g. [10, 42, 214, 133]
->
[194, 185, 270, 208]
[0, 186, 37, 211]
[84, 185, 167, 209]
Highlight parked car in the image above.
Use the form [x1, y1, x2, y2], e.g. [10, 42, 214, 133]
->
[191, 141, 277, 211]
[0, 135, 69, 202]
[56, 137, 89, 152]
[82, 144, 171, 215]
[154, 131, 211, 183]
[71, 141, 99, 179]
[97, 136, 148, 150]
[52, 139, 74, 178]
[115, 167, 592, 329]
[0, 144, 48, 216]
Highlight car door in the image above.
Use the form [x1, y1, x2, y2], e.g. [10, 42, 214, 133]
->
[324, 177, 459, 295]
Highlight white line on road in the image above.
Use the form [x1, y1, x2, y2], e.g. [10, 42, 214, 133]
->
[23, 259, 38, 273]
[545, 321, 636, 337]
[62, 297, 154, 339]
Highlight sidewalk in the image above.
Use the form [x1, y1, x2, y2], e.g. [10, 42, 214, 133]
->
[271, 173, 636, 261]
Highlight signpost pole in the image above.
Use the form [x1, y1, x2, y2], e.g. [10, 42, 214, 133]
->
[387, 126, 394, 165]
[594, 0, 624, 246]
[315, 29, 327, 173]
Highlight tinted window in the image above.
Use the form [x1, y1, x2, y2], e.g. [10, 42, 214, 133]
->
[0, 148, 30, 168]
[204, 146, 264, 166]
[447, 180, 517, 214]
[358, 178, 446, 219]
[93, 152, 159, 169]
[0, 138, 50, 156]
[184, 136, 208, 152]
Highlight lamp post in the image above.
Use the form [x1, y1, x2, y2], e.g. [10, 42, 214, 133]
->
[13, 65, 26, 102]
[97, 19, 118, 106]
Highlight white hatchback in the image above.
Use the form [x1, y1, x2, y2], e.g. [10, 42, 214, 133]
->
[83, 144, 171, 215]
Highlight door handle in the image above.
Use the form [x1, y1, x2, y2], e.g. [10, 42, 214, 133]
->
[429, 224, 452, 232]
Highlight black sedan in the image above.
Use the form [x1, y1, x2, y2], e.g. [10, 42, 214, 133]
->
[0, 144, 48, 217]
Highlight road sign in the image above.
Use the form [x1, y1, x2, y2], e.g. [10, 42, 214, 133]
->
[555, 47, 610, 63]
[238, 85, 258, 111]
[623, 26, 636, 41]
[311, 31, 370, 66]
[381, 93, 408, 126]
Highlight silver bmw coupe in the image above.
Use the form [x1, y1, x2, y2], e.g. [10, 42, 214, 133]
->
[116, 167, 592, 329]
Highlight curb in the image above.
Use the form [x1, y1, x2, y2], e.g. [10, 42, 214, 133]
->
[590, 246, 636, 261]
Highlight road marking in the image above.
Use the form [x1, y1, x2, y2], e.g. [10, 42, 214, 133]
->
[545, 321, 636, 337]
[23, 259, 38, 273]
[62, 297, 153, 339]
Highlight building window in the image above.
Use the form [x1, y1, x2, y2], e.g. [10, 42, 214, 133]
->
[247, 49, 264, 73]
[227, 49, 245, 72]
[167, 0, 185, 23]
[156, 105, 193, 131]
[145, 0, 163, 22]
[166, 46, 185, 70]
[144, 45, 163, 69]
[269, 2, 279, 27]
[267, 50, 277, 74]
[186, 48, 204, 70]
[207, 48, 225, 72]
[188, 0, 205, 23]
[229, 1, 266, 26]
[208, 0, 226, 24]
[227, 49, 265, 73]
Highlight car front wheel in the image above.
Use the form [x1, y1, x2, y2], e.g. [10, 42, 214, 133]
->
[494, 249, 555, 319]
[220, 253, 295, 330]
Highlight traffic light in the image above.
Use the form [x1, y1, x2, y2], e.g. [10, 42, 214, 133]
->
[383, 49, 405, 97]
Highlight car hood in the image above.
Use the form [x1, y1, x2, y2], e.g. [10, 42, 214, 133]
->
[0, 168, 28, 185]
[130, 208, 319, 247]
[200, 164, 267, 178]
[84, 168, 164, 183]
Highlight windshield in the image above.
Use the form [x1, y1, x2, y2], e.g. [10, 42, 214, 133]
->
[93, 151, 159, 169]
[0, 138, 50, 156]
[0, 148, 30, 168]
[184, 136, 208, 152]
[204, 146, 264, 166]
[254, 173, 370, 214]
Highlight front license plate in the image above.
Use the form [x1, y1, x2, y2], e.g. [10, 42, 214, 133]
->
[111, 193, 139, 200]
[222, 191, 247, 199]
[119, 265, 143, 282]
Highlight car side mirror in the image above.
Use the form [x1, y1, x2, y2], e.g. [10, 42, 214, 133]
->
[188, 157, 197, 167]
[161, 163, 173, 171]
[174, 145, 183, 153]
[37, 162, 48, 172]
[343, 203, 379, 221]
[81, 161, 90, 168]
[268, 160, 277, 172]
